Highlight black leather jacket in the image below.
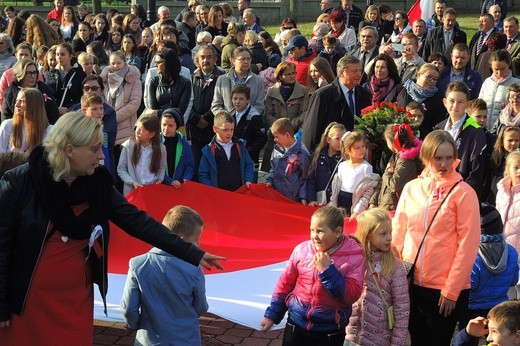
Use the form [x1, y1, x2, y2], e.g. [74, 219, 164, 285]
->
[0, 163, 204, 321]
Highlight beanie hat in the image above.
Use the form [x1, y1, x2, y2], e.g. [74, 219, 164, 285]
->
[480, 203, 503, 235]
[162, 108, 183, 128]
[268, 53, 281, 68]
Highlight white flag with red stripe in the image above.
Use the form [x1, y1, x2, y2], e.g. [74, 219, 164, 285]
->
[408, 0, 435, 24]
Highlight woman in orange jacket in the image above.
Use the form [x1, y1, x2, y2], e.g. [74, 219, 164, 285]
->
[392, 130, 481, 346]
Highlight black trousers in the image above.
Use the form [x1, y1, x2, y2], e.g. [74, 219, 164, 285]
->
[409, 285, 470, 346]
[282, 319, 345, 346]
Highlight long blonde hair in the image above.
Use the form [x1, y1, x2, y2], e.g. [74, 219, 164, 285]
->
[308, 122, 345, 176]
[504, 151, 520, 179]
[355, 208, 398, 277]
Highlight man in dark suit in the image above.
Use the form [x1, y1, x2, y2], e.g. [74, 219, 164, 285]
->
[469, 13, 498, 69]
[422, 7, 467, 61]
[177, 11, 197, 49]
[302, 55, 371, 150]
[320, 0, 334, 15]
[505, 17, 520, 58]
[412, 19, 428, 58]
[334, 0, 363, 33]
[349, 26, 379, 85]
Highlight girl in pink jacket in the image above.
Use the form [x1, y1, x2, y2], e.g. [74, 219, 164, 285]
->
[495, 150, 520, 300]
[260, 206, 365, 345]
[392, 130, 480, 346]
[346, 208, 409, 346]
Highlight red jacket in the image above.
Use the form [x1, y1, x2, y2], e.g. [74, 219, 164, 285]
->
[287, 50, 317, 87]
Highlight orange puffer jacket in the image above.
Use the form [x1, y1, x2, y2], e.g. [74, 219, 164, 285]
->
[392, 170, 480, 301]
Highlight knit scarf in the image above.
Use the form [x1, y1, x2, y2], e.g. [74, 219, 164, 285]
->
[490, 71, 512, 84]
[331, 24, 345, 38]
[279, 82, 295, 103]
[107, 65, 129, 111]
[498, 103, 520, 128]
[403, 78, 437, 103]
[29, 145, 113, 240]
[370, 76, 395, 104]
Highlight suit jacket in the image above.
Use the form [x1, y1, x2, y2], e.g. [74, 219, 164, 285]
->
[422, 25, 467, 61]
[508, 34, 520, 59]
[469, 28, 498, 69]
[349, 45, 379, 85]
[301, 78, 371, 150]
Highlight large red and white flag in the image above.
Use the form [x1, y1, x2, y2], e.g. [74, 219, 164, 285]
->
[408, 0, 435, 24]
[94, 183, 357, 330]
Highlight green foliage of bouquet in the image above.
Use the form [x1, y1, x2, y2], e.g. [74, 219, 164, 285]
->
[354, 101, 416, 172]
[355, 101, 416, 149]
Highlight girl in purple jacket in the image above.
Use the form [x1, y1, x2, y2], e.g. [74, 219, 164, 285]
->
[346, 208, 410, 345]
[260, 206, 365, 345]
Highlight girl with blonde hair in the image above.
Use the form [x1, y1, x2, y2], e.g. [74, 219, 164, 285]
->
[346, 208, 409, 345]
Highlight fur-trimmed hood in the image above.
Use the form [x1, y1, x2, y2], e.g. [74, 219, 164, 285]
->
[399, 138, 422, 160]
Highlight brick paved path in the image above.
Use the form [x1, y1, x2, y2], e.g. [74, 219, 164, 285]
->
[93, 313, 283, 345]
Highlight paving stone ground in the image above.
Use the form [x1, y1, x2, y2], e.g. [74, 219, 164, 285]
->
[93, 313, 283, 346]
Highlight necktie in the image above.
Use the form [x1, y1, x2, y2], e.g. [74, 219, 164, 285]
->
[477, 32, 485, 55]
[508, 39, 513, 50]
[360, 51, 367, 70]
[348, 89, 355, 115]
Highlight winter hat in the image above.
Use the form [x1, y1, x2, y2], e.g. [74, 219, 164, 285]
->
[162, 108, 183, 128]
[480, 203, 503, 235]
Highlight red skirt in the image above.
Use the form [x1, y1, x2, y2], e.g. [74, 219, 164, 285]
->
[0, 230, 93, 345]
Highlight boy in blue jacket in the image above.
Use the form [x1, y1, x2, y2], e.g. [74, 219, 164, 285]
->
[120, 205, 208, 346]
[458, 203, 519, 346]
[160, 108, 194, 188]
[198, 112, 255, 191]
[266, 117, 310, 204]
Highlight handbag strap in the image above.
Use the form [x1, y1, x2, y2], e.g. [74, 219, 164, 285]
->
[368, 261, 390, 309]
[323, 157, 343, 191]
[411, 180, 462, 267]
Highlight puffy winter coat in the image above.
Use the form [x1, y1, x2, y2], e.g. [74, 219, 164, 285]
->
[469, 234, 519, 310]
[100, 65, 142, 145]
[392, 169, 481, 301]
[496, 177, 520, 253]
[346, 251, 410, 346]
[371, 139, 422, 211]
[478, 73, 519, 130]
[264, 236, 365, 333]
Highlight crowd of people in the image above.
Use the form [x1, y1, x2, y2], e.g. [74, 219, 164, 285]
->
[0, 0, 520, 345]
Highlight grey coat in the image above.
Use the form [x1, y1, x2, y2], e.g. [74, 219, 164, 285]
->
[211, 69, 265, 115]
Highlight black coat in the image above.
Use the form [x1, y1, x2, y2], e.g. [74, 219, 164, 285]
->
[145, 74, 192, 119]
[45, 64, 87, 109]
[469, 28, 498, 69]
[1, 81, 60, 124]
[0, 162, 204, 321]
[301, 78, 371, 150]
[435, 115, 487, 199]
[187, 67, 225, 144]
[422, 25, 467, 61]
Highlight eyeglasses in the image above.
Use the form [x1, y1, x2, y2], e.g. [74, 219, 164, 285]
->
[423, 74, 438, 82]
[235, 57, 251, 62]
[83, 85, 100, 92]
[25, 70, 38, 77]
[155, 60, 165, 65]
[282, 26, 294, 30]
